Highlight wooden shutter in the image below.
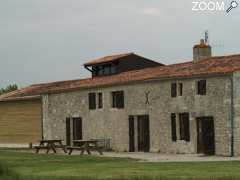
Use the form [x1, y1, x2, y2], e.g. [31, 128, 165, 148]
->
[112, 91, 124, 108]
[98, 93, 103, 109]
[171, 113, 177, 142]
[129, 116, 135, 152]
[117, 91, 124, 108]
[179, 83, 183, 96]
[73, 118, 82, 140]
[198, 80, 206, 95]
[66, 118, 71, 146]
[112, 92, 117, 108]
[88, 93, 96, 110]
[171, 83, 177, 97]
[179, 113, 190, 141]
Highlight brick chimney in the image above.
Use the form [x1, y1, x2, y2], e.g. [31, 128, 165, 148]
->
[193, 39, 212, 62]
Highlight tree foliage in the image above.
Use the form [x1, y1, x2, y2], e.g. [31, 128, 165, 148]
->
[0, 84, 18, 95]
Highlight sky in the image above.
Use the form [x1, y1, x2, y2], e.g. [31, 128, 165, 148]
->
[0, 0, 240, 88]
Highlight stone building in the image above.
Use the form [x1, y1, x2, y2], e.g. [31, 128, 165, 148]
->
[1, 40, 240, 156]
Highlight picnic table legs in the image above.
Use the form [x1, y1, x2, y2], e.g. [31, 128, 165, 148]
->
[35, 142, 46, 154]
[46, 144, 52, 154]
[80, 143, 91, 155]
[68, 148, 73, 155]
[81, 142, 103, 155]
[59, 141, 67, 153]
[95, 144, 103, 155]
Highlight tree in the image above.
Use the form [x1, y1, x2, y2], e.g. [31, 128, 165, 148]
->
[0, 84, 18, 95]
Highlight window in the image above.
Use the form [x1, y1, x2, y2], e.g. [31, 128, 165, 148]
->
[179, 113, 190, 141]
[197, 80, 206, 95]
[98, 93, 103, 109]
[88, 93, 96, 110]
[171, 83, 177, 97]
[103, 65, 111, 75]
[110, 65, 117, 74]
[171, 113, 177, 142]
[178, 83, 183, 96]
[98, 66, 104, 75]
[112, 91, 124, 108]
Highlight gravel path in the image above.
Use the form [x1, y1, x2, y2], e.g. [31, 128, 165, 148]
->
[101, 152, 240, 162]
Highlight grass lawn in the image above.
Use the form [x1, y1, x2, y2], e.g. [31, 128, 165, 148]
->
[0, 150, 240, 180]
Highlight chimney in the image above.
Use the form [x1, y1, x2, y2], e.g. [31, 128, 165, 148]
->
[193, 39, 212, 62]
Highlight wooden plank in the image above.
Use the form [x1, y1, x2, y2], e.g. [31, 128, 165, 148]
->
[0, 100, 42, 144]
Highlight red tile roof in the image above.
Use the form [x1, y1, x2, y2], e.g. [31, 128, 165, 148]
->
[1, 54, 240, 102]
[84, 52, 163, 66]
[84, 53, 134, 66]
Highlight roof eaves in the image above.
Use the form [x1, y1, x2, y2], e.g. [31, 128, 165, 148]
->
[0, 95, 41, 102]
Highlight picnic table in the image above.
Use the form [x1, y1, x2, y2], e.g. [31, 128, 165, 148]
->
[34, 139, 67, 154]
[67, 140, 103, 155]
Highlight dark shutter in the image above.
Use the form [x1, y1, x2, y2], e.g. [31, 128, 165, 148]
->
[129, 116, 135, 152]
[179, 83, 183, 96]
[112, 92, 117, 108]
[98, 93, 103, 109]
[66, 118, 71, 146]
[171, 113, 177, 142]
[171, 83, 177, 97]
[179, 113, 190, 142]
[117, 91, 124, 108]
[112, 91, 124, 108]
[89, 93, 96, 110]
[73, 118, 82, 140]
[197, 80, 206, 95]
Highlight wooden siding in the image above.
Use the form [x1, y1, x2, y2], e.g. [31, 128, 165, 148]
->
[0, 99, 42, 144]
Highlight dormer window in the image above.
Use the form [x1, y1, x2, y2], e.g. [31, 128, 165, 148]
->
[92, 64, 118, 77]
[84, 53, 164, 78]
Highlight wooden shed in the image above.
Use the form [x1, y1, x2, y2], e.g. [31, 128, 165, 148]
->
[0, 96, 42, 147]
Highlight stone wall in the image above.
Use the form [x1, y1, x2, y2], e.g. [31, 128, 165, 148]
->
[233, 72, 240, 156]
[42, 75, 232, 156]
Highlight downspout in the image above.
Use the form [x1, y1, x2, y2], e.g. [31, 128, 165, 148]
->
[230, 74, 234, 157]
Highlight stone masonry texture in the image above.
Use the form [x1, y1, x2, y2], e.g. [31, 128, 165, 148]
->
[42, 75, 233, 156]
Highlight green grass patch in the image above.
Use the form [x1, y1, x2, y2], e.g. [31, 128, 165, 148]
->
[0, 150, 240, 180]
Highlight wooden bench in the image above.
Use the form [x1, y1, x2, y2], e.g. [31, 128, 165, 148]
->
[67, 146, 85, 155]
[34, 145, 50, 154]
[34, 139, 67, 154]
[68, 140, 103, 155]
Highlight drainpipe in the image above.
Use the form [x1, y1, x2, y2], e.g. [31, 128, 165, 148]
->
[230, 75, 234, 157]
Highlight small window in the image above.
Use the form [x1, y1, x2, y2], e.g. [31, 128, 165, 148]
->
[178, 83, 183, 96]
[197, 80, 206, 95]
[171, 113, 177, 142]
[98, 66, 104, 75]
[103, 65, 111, 75]
[171, 83, 177, 97]
[88, 93, 96, 110]
[98, 93, 103, 109]
[111, 65, 117, 74]
[112, 91, 124, 109]
[179, 113, 190, 142]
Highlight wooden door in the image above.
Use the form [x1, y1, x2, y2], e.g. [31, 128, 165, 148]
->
[129, 116, 135, 152]
[137, 115, 150, 152]
[72, 117, 82, 140]
[66, 118, 71, 146]
[66, 117, 82, 146]
[197, 117, 215, 155]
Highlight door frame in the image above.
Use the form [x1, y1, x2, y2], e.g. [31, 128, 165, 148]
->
[128, 114, 150, 152]
[196, 116, 215, 155]
[66, 117, 83, 146]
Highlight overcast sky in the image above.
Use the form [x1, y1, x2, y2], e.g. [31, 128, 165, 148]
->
[0, 0, 240, 88]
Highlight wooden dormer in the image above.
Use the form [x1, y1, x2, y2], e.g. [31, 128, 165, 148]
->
[84, 53, 164, 77]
